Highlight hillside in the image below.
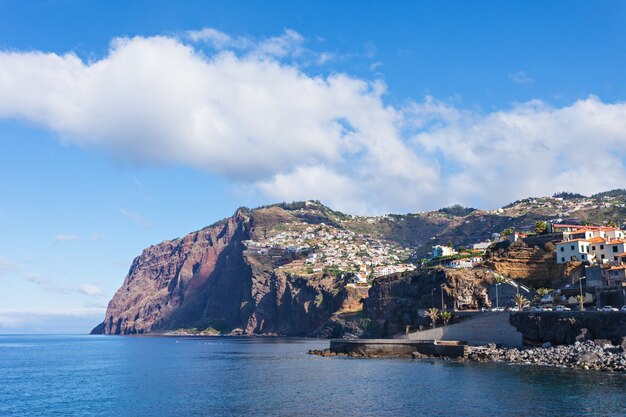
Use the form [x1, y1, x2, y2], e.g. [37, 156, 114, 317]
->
[93, 190, 626, 336]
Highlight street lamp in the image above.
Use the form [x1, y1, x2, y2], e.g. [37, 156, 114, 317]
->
[440, 284, 446, 311]
[579, 276, 586, 310]
[495, 281, 500, 309]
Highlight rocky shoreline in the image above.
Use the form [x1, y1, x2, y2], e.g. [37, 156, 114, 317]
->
[467, 339, 626, 373]
[309, 338, 626, 374]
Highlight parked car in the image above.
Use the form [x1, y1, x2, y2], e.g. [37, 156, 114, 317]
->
[541, 306, 553, 312]
[554, 306, 571, 311]
[602, 306, 619, 312]
[621, 306, 626, 312]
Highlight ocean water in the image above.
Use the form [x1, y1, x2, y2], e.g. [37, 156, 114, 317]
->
[0, 335, 625, 417]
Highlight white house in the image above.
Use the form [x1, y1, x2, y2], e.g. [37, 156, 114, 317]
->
[446, 257, 483, 269]
[555, 225, 626, 264]
[431, 245, 457, 259]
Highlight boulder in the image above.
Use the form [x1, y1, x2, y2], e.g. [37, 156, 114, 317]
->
[575, 328, 592, 343]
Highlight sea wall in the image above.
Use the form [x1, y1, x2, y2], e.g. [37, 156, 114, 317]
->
[402, 312, 523, 347]
[510, 312, 626, 345]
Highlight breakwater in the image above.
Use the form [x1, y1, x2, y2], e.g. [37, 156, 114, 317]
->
[467, 339, 626, 373]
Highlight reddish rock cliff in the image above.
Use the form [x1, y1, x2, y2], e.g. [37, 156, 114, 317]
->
[95, 209, 353, 336]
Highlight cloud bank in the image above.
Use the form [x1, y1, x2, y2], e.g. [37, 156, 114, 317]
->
[1, 29, 625, 213]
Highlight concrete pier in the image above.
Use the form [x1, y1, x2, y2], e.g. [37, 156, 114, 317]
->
[330, 339, 468, 358]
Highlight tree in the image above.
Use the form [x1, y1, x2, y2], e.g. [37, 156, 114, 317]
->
[440, 311, 452, 326]
[501, 228, 513, 238]
[607, 220, 617, 228]
[534, 221, 548, 235]
[514, 294, 529, 310]
[493, 273, 508, 308]
[533, 287, 552, 305]
[426, 308, 439, 328]
[447, 240, 454, 249]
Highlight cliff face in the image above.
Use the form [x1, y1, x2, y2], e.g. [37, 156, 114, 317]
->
[483, 239, 579, 288]
[362, 268, 491, 337]
[101, 211, 249, 334]
[96, 209, 354, 336]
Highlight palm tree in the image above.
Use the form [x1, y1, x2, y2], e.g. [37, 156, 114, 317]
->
[493, 273, 507, 308]
[514, 294, 529, 311]
[440, 311, 452, 326]
[426, 308, 439, 328]
[534, 221, 548, 235]
[533, 287, 552, 305]
[575, 295, 585, 311]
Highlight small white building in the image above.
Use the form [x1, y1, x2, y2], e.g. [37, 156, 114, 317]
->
[431, 245, 457, 259]
[472, 241, 492, 251]
[446, 257, 483, 269]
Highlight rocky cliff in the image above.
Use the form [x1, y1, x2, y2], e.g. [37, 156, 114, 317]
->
[95, 208, 358, 336]
[362, 267, 492, 337]
[483, 239, 581, 288]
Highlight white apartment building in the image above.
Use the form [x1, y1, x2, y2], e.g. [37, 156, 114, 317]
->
[431, 245, 457, 259]
[555, 225, 626, 264]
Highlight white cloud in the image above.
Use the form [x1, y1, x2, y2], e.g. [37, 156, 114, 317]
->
[509, 70, 533, 84]
[21, 272, 104, 297]
[0, 257, 18, 276]
[53, 234, 79, 243]
[89, 233, 106, 241]
[77, 284, 103, 296]
[186, 28, 306, 59]
[412, 95, 626, 208]
[22, 273, 49, 284]
[187, 28, 246, 49]
[120, 209, 151, 227]
[0, 31, 625, 213]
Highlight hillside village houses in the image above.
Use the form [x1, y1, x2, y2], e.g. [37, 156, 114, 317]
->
[429, 243, 485, 269]
[242, 222, 414, 283]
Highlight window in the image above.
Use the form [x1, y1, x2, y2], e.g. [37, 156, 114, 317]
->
[600, 245, 604, 250]
[560, 247, 564, 252]
[561, 257, 565, 262]
[601, 254, 605, 259]
[582, 254, 586, 260]
[614, 256, 618, 261]
[571, 245, 575, 250]
[592, 246, 596, 251]
[613, 246, 618, 253]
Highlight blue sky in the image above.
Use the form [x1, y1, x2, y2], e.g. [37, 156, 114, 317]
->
[1, 1, 626, 333]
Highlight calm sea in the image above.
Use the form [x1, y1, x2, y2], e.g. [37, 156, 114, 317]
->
[0, 335, 625, 416]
